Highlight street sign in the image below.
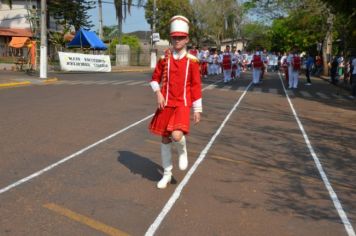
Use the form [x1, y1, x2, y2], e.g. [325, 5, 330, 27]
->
[152, 33, 160, 43]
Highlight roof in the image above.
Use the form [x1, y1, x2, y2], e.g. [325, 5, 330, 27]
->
[0, 28, 33, 37]
[9, 37, 30, 48]
[67, 28, 107, 50]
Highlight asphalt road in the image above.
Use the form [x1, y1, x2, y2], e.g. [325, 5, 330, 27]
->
[0, 71, 355, 236]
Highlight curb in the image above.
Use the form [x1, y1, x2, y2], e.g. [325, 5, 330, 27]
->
[111, 69, 153, 73]
[0, 81, 31, 88]
[0, 77, 58, 88]
[43, 77, 58, 83]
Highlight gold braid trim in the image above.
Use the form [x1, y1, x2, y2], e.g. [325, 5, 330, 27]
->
[162, 48, 172, 89]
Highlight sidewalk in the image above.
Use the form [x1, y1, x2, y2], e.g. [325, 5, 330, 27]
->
[0, 71, 58, 88]
[0, 66, 152, 88]
[316, 74, 352, 92]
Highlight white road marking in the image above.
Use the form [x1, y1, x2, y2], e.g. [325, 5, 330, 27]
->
[126, 81, 146, 86]
[331, 93, 341, 99]
[204, 84, 216, 90]
[236, 86, 246, 92]
[316, 92, 330, 99]
[278, 72, 355, 236]
[112, 80, 133, 85]
[286, 89, 295, 96]
[79, 81, 98, 85]
[144, 82, 253, 236]
[269, 88, 278, 94]
[52, 80, 67, 85]
[65, 81, 82, 85]
[94, 81, 111, 85]
[0, 81, 220, 195]
[300, 91, 312, 98]
[252, 87, 262, 93]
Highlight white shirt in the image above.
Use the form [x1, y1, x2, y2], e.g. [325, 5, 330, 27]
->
[173, 49, 187, 60]
[352, 58, 356, 74]
[287, 53, 294, 68]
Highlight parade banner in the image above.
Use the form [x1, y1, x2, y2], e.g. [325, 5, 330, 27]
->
[58, 52, 111, 72]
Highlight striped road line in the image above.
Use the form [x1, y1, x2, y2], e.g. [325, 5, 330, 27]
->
[316, 92, 330, 99]
[299, 91, 312, 98]
[44, 203, 130, 236]
[126, 81, 147, 86]
[269, 88, 278, 94]
[112, 80, 134, 85]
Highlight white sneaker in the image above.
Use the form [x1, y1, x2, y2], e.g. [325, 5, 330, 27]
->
[157, 173, 172, 189]
[305, 83, 312, 86]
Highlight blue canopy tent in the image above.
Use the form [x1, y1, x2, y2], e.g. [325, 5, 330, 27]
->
[67, 28, 107, 50]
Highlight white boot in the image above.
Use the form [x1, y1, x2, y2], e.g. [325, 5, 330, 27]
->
[174, 136, 188, 171]
[157, 143, 173, 189]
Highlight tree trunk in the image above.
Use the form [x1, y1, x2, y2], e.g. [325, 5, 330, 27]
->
[322, 12, 334, 76]
[117, 17, 123, 44]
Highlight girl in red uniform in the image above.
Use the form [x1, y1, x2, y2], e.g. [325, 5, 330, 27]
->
[149, 15, 202, 189]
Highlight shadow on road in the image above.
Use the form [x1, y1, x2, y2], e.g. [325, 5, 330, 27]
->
[117, 151, 177, 185]
[117, 151, 162, 182]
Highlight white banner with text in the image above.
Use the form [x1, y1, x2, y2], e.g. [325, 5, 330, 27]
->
[58, 52, 111, 72]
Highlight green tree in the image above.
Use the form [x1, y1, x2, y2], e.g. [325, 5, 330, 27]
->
[320, 0, 356, 55]
[241, 23, 271, 51]
[114, 0, 144, 44]
[145, 0, 194, 41]
[110, 35, 140, 55]
[48, 0, 95, 31]
[269, 8, 327, 53]
[192, 0, 244, 47]
[245, 0, 337, 75]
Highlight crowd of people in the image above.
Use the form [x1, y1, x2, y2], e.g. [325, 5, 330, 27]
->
[189, 45, 302, 87]
[187, 45, 356, 98]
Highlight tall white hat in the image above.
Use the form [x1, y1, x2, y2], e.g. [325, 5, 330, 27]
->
[170, 15, 189, 37]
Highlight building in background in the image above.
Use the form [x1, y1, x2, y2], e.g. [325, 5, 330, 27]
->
[0, 0, 60, 62]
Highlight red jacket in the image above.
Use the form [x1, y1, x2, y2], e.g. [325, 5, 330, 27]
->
[150, 53, 202, 112]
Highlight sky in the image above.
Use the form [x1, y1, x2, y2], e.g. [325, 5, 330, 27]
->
[88, 1, 151, 33]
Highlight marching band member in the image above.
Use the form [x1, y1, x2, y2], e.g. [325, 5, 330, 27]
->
[251, 50, 263, 85]
[221, 45, 233, 83]
[189, 44, 199, 57]
[149, 15, 202, 189]
[199, 46, 209, 79]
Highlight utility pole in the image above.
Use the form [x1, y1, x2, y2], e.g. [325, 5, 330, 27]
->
[40, 0, 47, 79]
[98, 0, 103, 39]
[150, 0, 157, 69]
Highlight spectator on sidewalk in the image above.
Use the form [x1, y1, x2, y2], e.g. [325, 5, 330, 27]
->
[337, 54, 345, 81]
[330, 56, 339, 85]
[305, 52, 314, 85]
[350, 56, 356, 99]
[314, 55, 322, 76]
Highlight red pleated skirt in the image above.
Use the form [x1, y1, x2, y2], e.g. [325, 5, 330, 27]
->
[149, 106, 191, 137]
